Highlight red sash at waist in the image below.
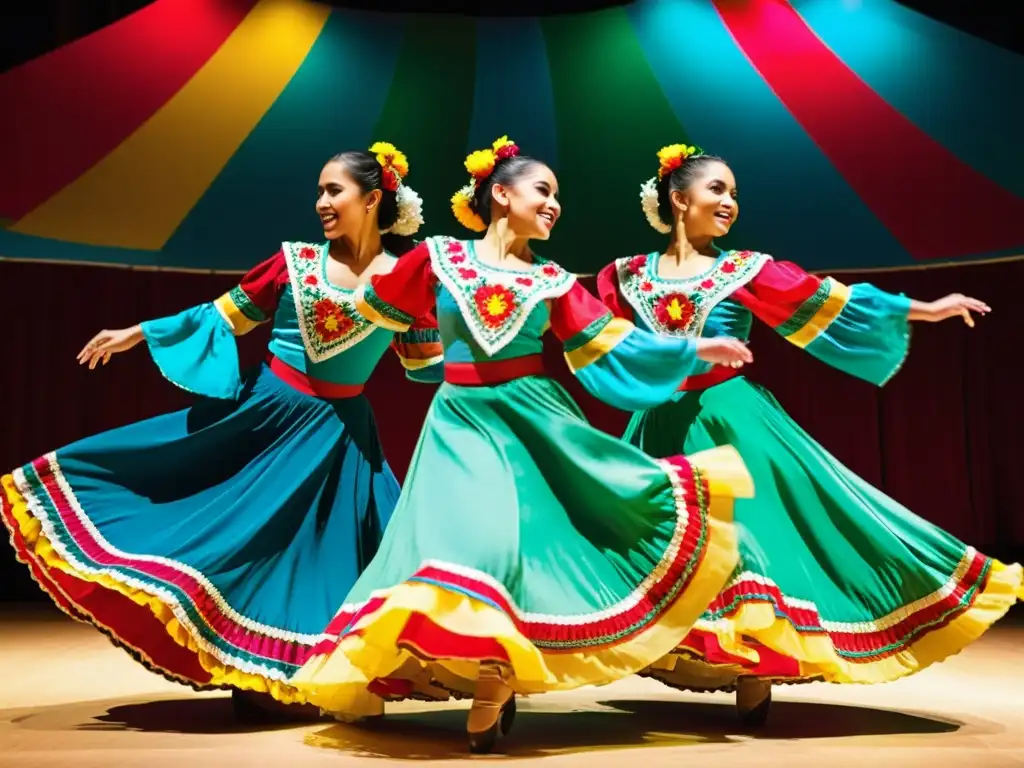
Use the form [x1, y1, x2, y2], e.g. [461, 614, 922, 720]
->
[268, 355, 365, 398]
[444, 354, 546, 386]
[678, 365, 740, 392]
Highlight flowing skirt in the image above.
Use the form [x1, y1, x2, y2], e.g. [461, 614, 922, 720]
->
[623, 376, 1022, 690]
[291, 374, 751, 718]
[1, 363, 399, 703]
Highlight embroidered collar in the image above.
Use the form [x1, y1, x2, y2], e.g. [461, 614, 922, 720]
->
[428, 236, 575, 356]
[282, 241, 379, 363]
[616, 249, 770, 337]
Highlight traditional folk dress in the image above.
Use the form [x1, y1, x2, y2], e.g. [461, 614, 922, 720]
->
[1, 242, 442, 704]
[597, 248, 1023, 701]
[291, 235, 753, 718]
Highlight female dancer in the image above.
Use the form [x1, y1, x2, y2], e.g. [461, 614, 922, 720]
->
[292, 136, 756, 753]
[1, 142, 443, 716]
[597, 144, 1024, 725]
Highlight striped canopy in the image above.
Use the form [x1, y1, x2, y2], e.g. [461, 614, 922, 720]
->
[1, 0, 1021, 274]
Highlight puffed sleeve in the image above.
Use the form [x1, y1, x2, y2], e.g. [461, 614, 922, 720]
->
[140, 251, 287, 399]
[390, 310, 443, 384]
[548, 281, 701, 411]
[733, 259, 911, 386]
[595, 261, 635, 321]
[353, 241, 436, 332]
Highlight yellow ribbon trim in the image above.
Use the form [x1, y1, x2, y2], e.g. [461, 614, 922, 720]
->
[213, 292, 261, 336]
[563, 317, 634, 372]
[645, 561, 1023, 689]
[786, 279, 851, 348]
[1, 474, 310, 704]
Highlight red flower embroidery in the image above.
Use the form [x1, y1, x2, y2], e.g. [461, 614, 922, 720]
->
[654, 292, 695, 331]
[313, 299, 354, 342]
[304, 275, 318, 286]
[701, 278, 715, 289]
[641, 281, 653, 292]
[446, 241, 463, 253]
[449, 254, 466, 264]
[516, 276, 533, 286]
[721, 261, 736, 274]
[542, 264, 559, 277]
[627, 255, 647, 275]
[474, 284, 516, 328]
[300, 247, 317, 260]
[458, 267, 478, 280]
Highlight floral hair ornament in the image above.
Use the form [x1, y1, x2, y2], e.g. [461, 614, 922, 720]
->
[451, 135, 521, 232]
[640, 143, 701, 234]
[369, 141, 424, 237]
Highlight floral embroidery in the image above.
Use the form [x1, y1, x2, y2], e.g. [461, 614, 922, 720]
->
[654, 293, 696, 331]
[282, 241, 377, 362]
[617, 250, 771, 337]
[428, 236, 576, 356]
[313, 298, 355, 342]
[474, 285, 517, 327]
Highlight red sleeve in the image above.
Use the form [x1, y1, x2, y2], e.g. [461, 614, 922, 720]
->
[235, 250, 289, 318]
[363, 241, 437, 324]
[547, 281, 615, 342]
[732, 259, 824, 330]
[596, 261, 634, 321]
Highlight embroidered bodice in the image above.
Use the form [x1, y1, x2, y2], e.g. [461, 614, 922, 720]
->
[427, 237, 576, 363]
[613, 250, 770, 341]
[265, 242, 396, 385]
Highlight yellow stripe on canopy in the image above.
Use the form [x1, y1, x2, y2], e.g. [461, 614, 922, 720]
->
[12, 0, 330, 249]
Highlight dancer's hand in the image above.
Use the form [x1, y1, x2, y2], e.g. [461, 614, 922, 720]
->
[77, 325, 144, 369]
[915, 294, 990, 327]
[695, 337, 753, 369]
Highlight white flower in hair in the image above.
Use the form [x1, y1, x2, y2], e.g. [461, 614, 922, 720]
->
[386, 184, 424, 236]
[640, 176, 672, 234]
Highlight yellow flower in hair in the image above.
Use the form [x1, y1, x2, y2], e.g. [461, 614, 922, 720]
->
[465, 148, 498, 180]
[657, 143, 698, 179]
[492, 135, 514, 152]
[369, 141, 409, 179]
[451, 185, 487, 232]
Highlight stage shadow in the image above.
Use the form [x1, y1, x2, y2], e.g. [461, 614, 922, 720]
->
[6, 695, 307, 735]
[83, 696, 310, 734]
[600, 698, 962, 739]
[303, 697, 961, 760]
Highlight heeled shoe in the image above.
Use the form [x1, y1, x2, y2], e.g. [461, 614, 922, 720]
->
[735, 676, 771, 727]
[467, 665, 517, 754]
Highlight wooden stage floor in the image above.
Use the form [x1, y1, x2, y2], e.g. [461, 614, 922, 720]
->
[1, 604, 1021, 767]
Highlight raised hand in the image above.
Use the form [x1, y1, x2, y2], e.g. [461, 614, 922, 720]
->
[77, 325, 144, 370]
[695, 337, 753, 369]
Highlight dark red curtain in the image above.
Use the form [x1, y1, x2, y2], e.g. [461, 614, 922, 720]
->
[3, 258, 1021, 600]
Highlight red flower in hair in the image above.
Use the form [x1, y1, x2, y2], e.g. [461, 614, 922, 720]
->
[496, 143, 519, 161]
[381, 168, 400, 191]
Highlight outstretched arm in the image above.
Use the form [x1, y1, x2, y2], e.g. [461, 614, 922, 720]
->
[78, 252, 287, 398]
[550, 281, 751, 411]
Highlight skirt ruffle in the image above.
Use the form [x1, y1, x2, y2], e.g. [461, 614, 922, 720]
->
[292, 375, 752, 718]
[623, 376, 1024, 691]
[1, 364, 399, 703]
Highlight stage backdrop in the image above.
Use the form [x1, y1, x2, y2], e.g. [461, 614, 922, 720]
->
[1, 0, 1022, 274]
